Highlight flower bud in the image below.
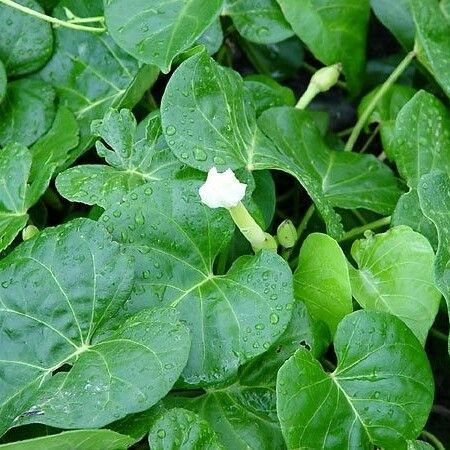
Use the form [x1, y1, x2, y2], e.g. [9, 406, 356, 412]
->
[22, 225, 39, 241]
[199, 167, 247, 209]
[277, 219, 297, 248]
[310, 63, 342, 93]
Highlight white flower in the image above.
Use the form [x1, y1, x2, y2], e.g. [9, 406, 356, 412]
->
[199, 167, 247, 209]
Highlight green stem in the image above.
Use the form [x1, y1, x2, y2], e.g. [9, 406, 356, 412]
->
[297, 204, 315, 241]
[429, 328, 448, 342]
[0, 0, 106, 32]
[67, 16, 104, 24]
[296, 84, 319, 110]
[421, 430, 446, 450]
[345, 50, 416, 152]
[338, 216, 391, 243]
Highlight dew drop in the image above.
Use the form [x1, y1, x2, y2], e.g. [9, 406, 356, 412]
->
[166, 125, 176, 136]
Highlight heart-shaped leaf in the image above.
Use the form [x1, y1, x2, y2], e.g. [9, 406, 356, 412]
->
[277, 310, 434, 449]
[56, 109, 183, 208]
[0, 79, 55, 147]
[0, 0, 53, 77]
[223, 0, 293, 44]
[0, 430, 134, 450]
[410, 0, 450, 99]
[350, 226, 441, 345]
[391, 91, 450, 247]
[39, 0, 158, 165]
[276, 0, 370, 94]
[294, 233, 352, 335]
[0, 219, 190, 434]
[101, 179, 294, 385]
[148, 408, 224, 449]
[418, 171, 450, 354]
[161, 52, 402, 238]
[104, 0, 223, 73]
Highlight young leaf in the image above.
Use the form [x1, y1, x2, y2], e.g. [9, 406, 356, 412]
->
[101, 180, 294, 386]
[357, 84, 416, 159]
[0, 60, 6, 104]
[276, 0, 370, 94]
[39, 0, 158, 165]
[410, 0, 450, 99]
[0, 79, 55, 147]
[161, 52, 402, 238]
[223, 0, 293, 44]
[148, 408, 224, 449]
[294, 233, 352, 335]
[104, 0, 223, 73]
[0, 219, 190, 433]
[244, 74, 296, 116]
[418, 171, 450, 354]
[56, 109, 183, 208]
[0, 0, 53, 76]
[349, 226, 441, 345]
[277, 310, 434, 449]
[370, 0, 415, 50]
[391, 91, 450, 247]
[0, 429, 134, 450]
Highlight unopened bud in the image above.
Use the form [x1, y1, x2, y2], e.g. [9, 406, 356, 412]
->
[22, 225, 39, 241]
[310, 63, 342, 93]
[277, 220, 297, 248]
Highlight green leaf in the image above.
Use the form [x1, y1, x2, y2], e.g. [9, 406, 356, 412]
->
[148, 408, 224, 449]
[391, 91, 450, 247]
[0, 143, 31, 252]
[197, 19, 223, 55]
[418, 171, 450, 354]
[105, 0, 223, 73]
[370, 0, 415, 50]
[294, 233, 352, 335]
[410, 0, 450, 99]
[276, 0, 370, 94]
[39, 0, 158, 165]
[0, 219, 190, 433]
[56, 109, 183, 208]
[0, 430, 134, 450]
[357, 84, 416, 159]
[258, 107, 402, 236]
[349, 226, 441, 345]
[244, 74, 295, 116]
[277, 310, 434, 449]
[224, 0, 293, 44]
[0, 79, 55, 147]
[101, 179, 294, 386]
[0, 0, 53, 76]
[407, 441, 434, 450]
[161, 52, 401, 238]
[0, 60, 6, 104]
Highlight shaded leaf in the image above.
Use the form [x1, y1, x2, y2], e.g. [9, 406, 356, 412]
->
[101, 179, 294, 386]
[411, 0, 450, 99]
[0, 219, 190, 433]
[350, 226, 441, 345]
[197, 19, 223, 55]
[224, 0, 293, 44]
[105, 0, 223, 73]
[277, 310, 434, 449]
[56, 109, 183, 208]
[0, 430, 133, 450]
[370, 0, 415, 50]
[0, 79, 55, 147]
[39, 0, 158, 165]
[418, 171, 450, 354]
[0, 0, 53, 76]
[294, 233, 352, 335]
[276, 0, 370, 94]
[148, 408, 224, 449]
[0, 60, 5, 104]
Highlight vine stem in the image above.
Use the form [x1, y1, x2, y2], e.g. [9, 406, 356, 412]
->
[421, 430, 446, 450]
[345, 50, 416, 152]
[0, 0, 106, 33]
[338, 216, 391, 243]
